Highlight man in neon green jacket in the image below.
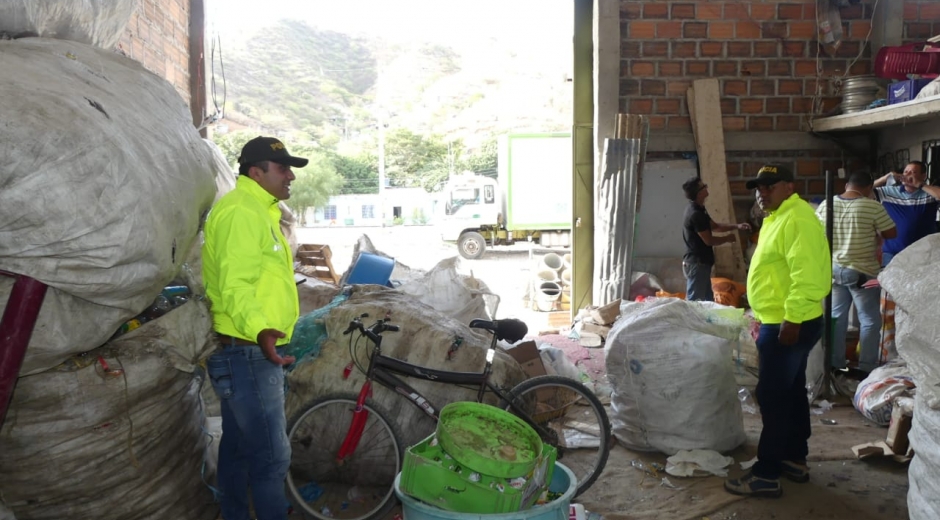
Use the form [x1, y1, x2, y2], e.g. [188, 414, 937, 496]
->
[725, 164, 831, 498]
[203, 136, 305, 520]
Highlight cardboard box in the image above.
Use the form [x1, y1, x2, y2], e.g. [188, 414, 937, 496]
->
[886, 399, 914, 454]
[507, 341, 547, 379]
[888, 79, 933, 105]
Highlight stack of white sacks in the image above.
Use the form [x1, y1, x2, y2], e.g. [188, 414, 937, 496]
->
[879, 235, 940, 520]
[0, 2, 228, 519]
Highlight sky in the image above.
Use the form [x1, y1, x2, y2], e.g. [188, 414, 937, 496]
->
[208, 0, 572, 51]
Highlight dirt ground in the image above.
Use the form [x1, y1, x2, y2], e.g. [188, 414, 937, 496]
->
[294, 225, 912, 520]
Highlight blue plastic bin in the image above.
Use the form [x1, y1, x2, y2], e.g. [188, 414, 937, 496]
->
[345, 252, 395, 286]
[394, 462, 576, 520]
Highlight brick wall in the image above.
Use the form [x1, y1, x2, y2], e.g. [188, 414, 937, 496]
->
[114, 0, 192, 106]
[904, 0, 940, 43]
[620, 0, 887, 202]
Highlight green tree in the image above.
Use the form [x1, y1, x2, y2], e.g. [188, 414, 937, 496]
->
[384, 128, 450, 190]
[285, 152, 343, 226]
[459, 137, 498, 178]
[330, 151, 379, 194]
[211, 130, 256, 167]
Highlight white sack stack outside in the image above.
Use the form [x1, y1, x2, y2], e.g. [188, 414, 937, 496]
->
[0, 38, 217, 375]
[0, 0, 137, 48]
[606, 297, 747, 455]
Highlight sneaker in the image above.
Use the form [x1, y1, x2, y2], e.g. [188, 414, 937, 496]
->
[781, 460, 810, 483]
[724, 472, 782, 498]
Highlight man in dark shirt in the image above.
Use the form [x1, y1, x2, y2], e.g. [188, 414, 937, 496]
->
[681, 177, 750, 301]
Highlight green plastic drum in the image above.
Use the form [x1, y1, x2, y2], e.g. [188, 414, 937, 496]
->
[436, 402, 543, 479]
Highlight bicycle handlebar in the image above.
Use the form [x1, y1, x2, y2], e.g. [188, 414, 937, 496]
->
[342, 315, 399, 340]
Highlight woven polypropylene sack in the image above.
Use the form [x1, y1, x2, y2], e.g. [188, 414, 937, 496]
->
[0, 38, 216, 374]
[0, 0, 137, 48]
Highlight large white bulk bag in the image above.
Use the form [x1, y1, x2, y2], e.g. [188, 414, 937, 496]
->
[879, 234, 940, 409]
[606, 298, 747, 455]
[0, 38, 216, 374]
[0, 0, 137, 48]
[0, 302, 216, 520]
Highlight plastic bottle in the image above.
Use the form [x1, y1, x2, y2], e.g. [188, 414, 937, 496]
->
[738, 387, 757, 414]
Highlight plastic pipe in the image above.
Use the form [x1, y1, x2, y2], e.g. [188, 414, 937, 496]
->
[0, 273, 47, 426]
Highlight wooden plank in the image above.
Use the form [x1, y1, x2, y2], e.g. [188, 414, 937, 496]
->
[687, 79, 748, 282]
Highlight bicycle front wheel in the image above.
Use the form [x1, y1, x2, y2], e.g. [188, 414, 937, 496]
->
[287, 394, 403, 520]
[499, 375, 611, 497]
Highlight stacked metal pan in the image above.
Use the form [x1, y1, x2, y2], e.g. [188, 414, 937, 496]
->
[840, 75, 883, 114]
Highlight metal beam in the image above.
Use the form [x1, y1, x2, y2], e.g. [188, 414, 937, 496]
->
[571, 0, 594, 316]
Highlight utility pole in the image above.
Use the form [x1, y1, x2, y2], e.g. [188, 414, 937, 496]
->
[377, 118, 387, 227]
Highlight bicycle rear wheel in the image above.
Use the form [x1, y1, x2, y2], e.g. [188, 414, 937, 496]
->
[499, 375, 611, 497]
[287, 394, 403, 520]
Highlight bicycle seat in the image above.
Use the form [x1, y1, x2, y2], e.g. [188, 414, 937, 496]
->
[469, 318, 528, 343]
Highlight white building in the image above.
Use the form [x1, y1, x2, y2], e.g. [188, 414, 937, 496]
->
[305, 187, 438, 227]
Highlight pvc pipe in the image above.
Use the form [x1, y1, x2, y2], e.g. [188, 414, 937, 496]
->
[0, 274, 48, 426]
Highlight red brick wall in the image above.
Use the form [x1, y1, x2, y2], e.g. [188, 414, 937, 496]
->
[114, 0, 192, 106]
[904, 0, 940, 43]
[620, 0, 883, 201]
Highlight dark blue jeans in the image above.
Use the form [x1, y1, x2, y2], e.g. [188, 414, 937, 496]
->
[752, 317, 823, 480]
[683, 261, 714, 301]
[207, 345, 291, 520]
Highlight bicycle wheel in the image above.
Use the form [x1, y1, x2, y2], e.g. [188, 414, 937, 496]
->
[287, 394, 403, 520]
[499, 375, 611, 497]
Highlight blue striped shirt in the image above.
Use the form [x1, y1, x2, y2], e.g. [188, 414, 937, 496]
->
[875, 185, 938, 255]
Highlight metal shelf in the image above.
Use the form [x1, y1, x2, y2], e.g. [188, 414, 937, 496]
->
[809, 96, 940, 133]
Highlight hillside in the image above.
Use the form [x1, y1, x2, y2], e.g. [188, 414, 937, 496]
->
[213, 19, 572, 149]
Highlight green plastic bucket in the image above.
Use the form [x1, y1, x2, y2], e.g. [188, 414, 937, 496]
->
[436, 402, 542, 479]
[394, 462, 576, 520]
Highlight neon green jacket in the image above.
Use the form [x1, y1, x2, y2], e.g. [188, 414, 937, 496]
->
[747, 194, 831, 325]
[202, 176, 299, 345]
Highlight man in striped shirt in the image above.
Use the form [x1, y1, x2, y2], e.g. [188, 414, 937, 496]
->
[873, 160, 939, 266]
[816, 172, 896, 376]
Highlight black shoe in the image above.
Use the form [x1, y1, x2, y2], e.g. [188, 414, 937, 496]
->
[724, 472, 783, 498]
[832, 367, 869, 382]
[781, 460, 810, 483]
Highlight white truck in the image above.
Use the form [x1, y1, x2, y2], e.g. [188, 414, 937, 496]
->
[439, 133, 572, 259]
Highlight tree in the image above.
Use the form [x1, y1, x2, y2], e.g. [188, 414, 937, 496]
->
[284, 152, 343, 225]
[330, 151, 379, 195]
[211, 130, 256, 167]
[383, 128, 450, 190]
[459, 137, 498, 178]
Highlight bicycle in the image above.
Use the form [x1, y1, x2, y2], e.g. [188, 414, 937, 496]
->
[286, 314, 612, 520]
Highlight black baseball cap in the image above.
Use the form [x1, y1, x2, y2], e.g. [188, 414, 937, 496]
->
[745, 164, 794, 189]
[237, 136, 308, 168]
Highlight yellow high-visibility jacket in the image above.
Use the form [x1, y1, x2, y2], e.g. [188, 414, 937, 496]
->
[202, 176, 299, 345]
[747, 193, 831, 325]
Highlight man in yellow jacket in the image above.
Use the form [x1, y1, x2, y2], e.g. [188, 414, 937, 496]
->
[725, 164, 831, 498]
[203, 136, 304, 520]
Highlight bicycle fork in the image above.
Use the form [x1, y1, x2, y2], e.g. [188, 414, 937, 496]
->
[336, 380, 373, 464]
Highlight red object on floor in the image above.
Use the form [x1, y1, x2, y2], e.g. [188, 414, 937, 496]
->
[0, 272, 48, 426]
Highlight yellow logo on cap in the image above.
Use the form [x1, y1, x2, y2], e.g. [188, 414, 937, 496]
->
[759, 166, 778, 175]
[269, 141, 285, 151]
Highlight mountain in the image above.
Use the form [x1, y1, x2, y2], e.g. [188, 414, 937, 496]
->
[213, 19, 572, 149]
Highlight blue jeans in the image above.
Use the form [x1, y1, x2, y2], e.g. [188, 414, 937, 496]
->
[752, 317, 823, 480]
[207, 346, 291, 520]
[830, 264, 882, 373]
[683, 261, 714, 301]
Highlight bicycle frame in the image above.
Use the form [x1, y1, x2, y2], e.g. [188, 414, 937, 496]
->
[336, 323, 514, 463]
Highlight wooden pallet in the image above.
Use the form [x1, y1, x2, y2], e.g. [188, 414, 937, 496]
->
[296, 243, 340, 285]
